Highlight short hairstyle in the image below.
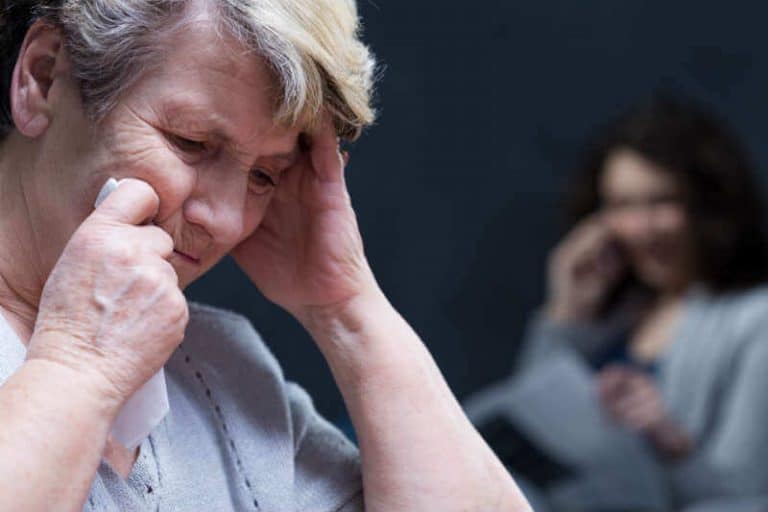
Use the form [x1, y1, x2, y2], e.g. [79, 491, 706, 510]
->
[0, 0, 376, 141]
[565, 96, 768, 293]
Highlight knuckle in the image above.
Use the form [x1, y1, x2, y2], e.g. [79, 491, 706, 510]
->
[154, 226, 174, 245]
[157, 230, 175, 253]
[110, 243, 137, 266]
[158, 259, 179, 284]
[168, 292, 189, 323]
[135, 263, 166, 286]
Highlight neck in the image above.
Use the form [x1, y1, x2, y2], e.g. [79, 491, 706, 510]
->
[0, 133, 49, 343]
[651, 284, 689, 312]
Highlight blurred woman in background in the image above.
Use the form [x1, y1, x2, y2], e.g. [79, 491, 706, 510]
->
[517, 97, 768, 507]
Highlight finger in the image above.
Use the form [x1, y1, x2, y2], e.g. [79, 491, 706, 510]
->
[615, 390, 659, 419]
[623, 403, 659, 430]
[597, 366, 625, 397]
[307, 114, 344, 183]
[134, 225, 175, 259]
[565, 213, 610, 250]
[93, 178, 160, 226]
[572, 228, 612, 264]
[556, 221, 613, 276]
[157, 257, 180, 288]
[602, 398, 625, 421]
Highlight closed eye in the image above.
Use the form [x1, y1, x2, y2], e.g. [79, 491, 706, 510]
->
[249, 169, 278, 195]
[167, 133, 209, 155]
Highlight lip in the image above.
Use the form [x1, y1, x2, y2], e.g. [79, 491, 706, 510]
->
[173, 249, 202, 265]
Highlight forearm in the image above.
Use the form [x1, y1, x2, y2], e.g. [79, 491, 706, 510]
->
[0, 359, 116, 511]
[300, 287, 531, 512]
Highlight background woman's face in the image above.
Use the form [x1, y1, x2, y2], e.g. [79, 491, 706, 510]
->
[599, 149, 693, 291]
[40, 18, 301, 289]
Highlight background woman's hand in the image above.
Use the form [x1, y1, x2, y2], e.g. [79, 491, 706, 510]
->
[27, 179, 188, 409]
[545, 214, 625, 323]
[232, 117, 376, 321]
[597, 365, 694, 459]
[597, 365, 665, 432]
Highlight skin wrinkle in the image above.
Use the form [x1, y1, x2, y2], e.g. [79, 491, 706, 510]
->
[0, 15, 302, 342]
[0, 151, 47, 341]
[1, 5, 530, 511]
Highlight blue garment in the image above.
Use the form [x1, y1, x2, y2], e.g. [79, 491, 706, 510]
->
[589, 330, 660, 376]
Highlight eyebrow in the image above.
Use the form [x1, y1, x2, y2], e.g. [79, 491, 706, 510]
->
[161, 103, 300, 165]
[264, 148, 300, 165]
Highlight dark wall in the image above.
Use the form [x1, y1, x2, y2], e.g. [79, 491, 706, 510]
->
[187, 1, 768, 420]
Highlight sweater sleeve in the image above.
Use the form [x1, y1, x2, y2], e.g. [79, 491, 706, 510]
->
[671, 321, 768, 500]
[515, 310, 620, 372]
[287, 381, 364, 512]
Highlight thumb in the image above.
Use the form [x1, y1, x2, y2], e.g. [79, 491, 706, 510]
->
[92, 178, 160, 226]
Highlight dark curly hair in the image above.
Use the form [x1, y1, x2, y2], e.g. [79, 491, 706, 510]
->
[566, 96, 768, 294]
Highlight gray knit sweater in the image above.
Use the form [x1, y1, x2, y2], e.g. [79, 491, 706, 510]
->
[0, 302, 364, 512]
[518, 284, 768, 508]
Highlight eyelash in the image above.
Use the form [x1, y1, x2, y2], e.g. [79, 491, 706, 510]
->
[249, 169, 277, 193]
[168, 134, 209, 155]
[168, 132, 279, 194]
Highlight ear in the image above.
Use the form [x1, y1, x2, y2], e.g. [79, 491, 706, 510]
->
[10, 19, 66, 138]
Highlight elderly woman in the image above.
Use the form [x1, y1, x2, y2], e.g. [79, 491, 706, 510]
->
[0, 1, 529, 511]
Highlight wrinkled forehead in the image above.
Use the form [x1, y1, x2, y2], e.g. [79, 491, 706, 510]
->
[139, 16, 300, 151]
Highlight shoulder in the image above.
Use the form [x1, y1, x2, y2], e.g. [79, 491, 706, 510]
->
[691, 284, 768, 364]
[169, 302, 362, 509]
[698, 284, 768, 334]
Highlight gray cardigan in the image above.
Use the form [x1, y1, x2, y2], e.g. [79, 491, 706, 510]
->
[519, 285, 768, 508]
[0, 302, 364, 512]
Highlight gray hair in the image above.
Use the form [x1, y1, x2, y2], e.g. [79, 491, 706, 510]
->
[0, 0, 376, 141]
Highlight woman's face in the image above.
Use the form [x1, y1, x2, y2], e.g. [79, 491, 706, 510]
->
[599, 149, 694, 292]
[38, 19, 301, 289]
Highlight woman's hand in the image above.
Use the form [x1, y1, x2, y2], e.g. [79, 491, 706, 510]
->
[27, 179, 188, 409]
[545, 214, 625, 323]
[598, 365, 665, 431]
[597, 365, 693, 459]
[231, 116, 376, 321]
[233, 118, 530, 510]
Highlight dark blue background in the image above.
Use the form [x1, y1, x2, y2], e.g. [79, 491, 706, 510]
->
[187, 1, 768, 420]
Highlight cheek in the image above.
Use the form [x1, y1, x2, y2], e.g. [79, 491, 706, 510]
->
[654, 206, 687, 234]
[237, 194, 273, 241]
[605, 211, 637, 244]
[100, 126, 196, 220]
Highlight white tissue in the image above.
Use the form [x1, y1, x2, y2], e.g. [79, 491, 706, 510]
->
[95, 178, 170, 450]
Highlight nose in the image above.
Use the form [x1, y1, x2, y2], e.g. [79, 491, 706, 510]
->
[611, 204, 656, 243]
[183, 165, 248, 246]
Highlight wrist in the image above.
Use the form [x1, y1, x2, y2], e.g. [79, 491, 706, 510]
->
[18, 358, 124, 422]
[296, 280, 389, 341]
[645, 417, 694, 460]
[25, 334, 127, 417]
[296, 283, 416, 389]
